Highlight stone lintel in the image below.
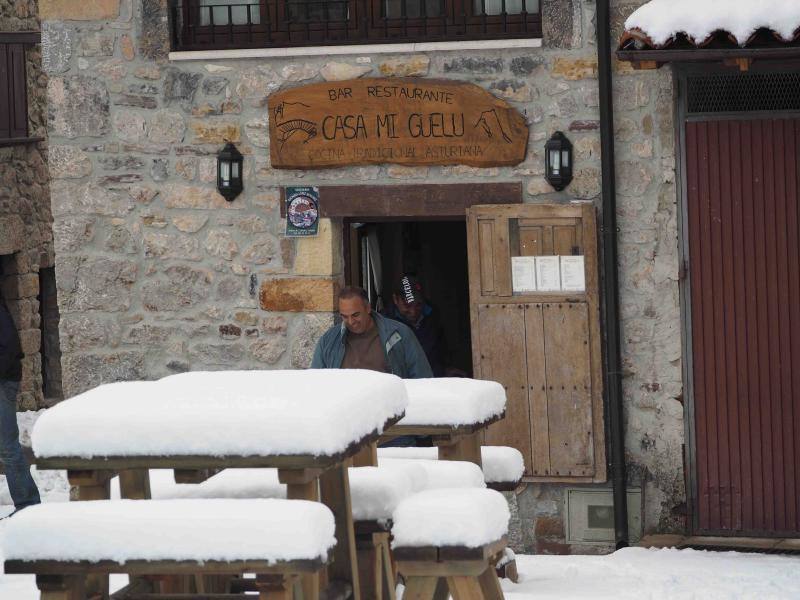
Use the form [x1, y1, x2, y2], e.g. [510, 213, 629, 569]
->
[260, 277, 339, 312]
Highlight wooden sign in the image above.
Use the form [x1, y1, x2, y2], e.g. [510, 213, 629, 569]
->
[268, 78, 529, 169]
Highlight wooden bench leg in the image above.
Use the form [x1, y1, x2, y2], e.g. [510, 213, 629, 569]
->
[36, 574, 85, 600]
[256, 574, 296, 600]
[402, 576, 439, 600]
[356, 537, 381, 600]
[446, 576, 484, 600]
[432, 578, 449, 600]
[477, 566, 504, 600]
[377, 534, 396, 600]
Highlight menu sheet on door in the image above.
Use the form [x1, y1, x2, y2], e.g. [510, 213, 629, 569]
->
[510, 255, 586, 293]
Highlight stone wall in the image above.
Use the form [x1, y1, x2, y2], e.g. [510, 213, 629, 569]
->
[0, 0, 60, 410]
[42, 0, 685, 547]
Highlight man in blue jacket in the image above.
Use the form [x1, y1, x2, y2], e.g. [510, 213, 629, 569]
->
[312, 286, 433, 379]
[0, 295, 40, 516]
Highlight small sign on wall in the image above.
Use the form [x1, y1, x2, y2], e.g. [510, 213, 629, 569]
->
[285, 186, 320, 237]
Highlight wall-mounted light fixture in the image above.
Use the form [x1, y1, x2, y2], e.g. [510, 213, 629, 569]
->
[544, 131, 573, 191]
[217, 142, 243, 201]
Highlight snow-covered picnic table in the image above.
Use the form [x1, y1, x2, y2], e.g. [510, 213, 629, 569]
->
[30, 369, 408, 600]
[379, 378, 507, 468]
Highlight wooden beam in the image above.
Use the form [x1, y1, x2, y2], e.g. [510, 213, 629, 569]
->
[617, 46, 800, 65]
[6, 559, 327, 576]
[279, 183, 522, 218]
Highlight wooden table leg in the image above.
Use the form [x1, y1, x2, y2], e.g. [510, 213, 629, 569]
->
[437, 433, 482, 468]
[352, 442, 378, 467]
[68, 470, 112, 599]
[256, 574, 296, 600]
[320, 463, 361, 600]
[35, 574, 85, 600]
[119, 469, 151, 500]
[281, 469, 322, 600]
[402, 576, 439, 600]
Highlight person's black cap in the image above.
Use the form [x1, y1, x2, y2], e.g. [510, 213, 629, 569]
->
[396, 274, 423, 305]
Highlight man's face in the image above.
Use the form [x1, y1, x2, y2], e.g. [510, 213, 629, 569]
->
[339, 296, 373, 334]
[393, 294, 423, 323]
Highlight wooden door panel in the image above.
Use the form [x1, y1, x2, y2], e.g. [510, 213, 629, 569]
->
[477, 218, 496, 295]
[525, 304, 550, 476]
[467, 203, 605, 483]
[478, 303, 532, 473]
[542, 303, 594, 476]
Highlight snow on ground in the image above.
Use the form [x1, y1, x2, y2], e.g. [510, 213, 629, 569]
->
[501, 549, 800, 599]
[625, 0, 800, 47]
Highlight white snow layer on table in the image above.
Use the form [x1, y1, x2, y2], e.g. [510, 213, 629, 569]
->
[399, 378, 505, 426]
[2, 499, 335, 563]
[625, 0, 800, 46]
[392, 488, 509, 548]
[377, 446, 525, 483]
[32, 370, 408, 458]
[379, 458, 486, 489]
[348, 467, 418, 521]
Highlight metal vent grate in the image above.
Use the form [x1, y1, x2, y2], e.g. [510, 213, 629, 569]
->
[687, 72, 800, 114]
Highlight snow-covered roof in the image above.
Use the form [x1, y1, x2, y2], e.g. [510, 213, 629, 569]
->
[623, 0, 800, 49]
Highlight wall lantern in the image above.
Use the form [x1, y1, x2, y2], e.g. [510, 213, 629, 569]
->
[217, 142, 244, 201]
[544, 131, 573, 191]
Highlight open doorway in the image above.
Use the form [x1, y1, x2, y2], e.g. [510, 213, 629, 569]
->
[345, 220, 473, 377]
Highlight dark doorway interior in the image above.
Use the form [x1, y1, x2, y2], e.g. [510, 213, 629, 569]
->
[346, 220, 473, 377]
[38, 266, 63, 402]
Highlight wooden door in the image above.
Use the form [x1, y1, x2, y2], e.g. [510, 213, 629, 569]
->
[466, 204, 605, 482]
[685, 118, 800, 535]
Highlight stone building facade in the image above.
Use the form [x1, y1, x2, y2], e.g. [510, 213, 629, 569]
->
[40, 0, 684, 552]
[0, 0, 62, 410]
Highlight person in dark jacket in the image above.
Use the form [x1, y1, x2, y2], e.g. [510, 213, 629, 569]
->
[312, 286, 432, 379]
[0, 295, 40, 515]
[385, 275, 447, 377]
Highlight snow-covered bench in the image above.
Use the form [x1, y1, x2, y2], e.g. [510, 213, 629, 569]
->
[130, 460, 484, 600]
[380, 378, 507, 468]
[3, 498, 335, 600]
[391, 488, 510, 600]
[378, 446, 525, 491]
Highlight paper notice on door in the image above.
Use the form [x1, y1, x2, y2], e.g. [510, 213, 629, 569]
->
[535, 256, 561, 291]
[560, 255, 586, 291]
[511, 256, 537, 292]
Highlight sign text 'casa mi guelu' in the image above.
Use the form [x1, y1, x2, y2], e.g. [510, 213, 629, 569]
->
[268, 78, 529, 169]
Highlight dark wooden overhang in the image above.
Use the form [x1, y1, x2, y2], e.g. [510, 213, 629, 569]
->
[617, 27, 800, 71]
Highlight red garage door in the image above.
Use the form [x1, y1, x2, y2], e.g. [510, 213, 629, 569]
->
[686, 118, 800, 536]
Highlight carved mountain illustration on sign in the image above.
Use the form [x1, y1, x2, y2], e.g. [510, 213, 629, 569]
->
[267, 78, 528, 168]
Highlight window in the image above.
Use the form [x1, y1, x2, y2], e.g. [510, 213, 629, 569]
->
[0, 36, 29, 143]
[169, 0, 541, 50]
